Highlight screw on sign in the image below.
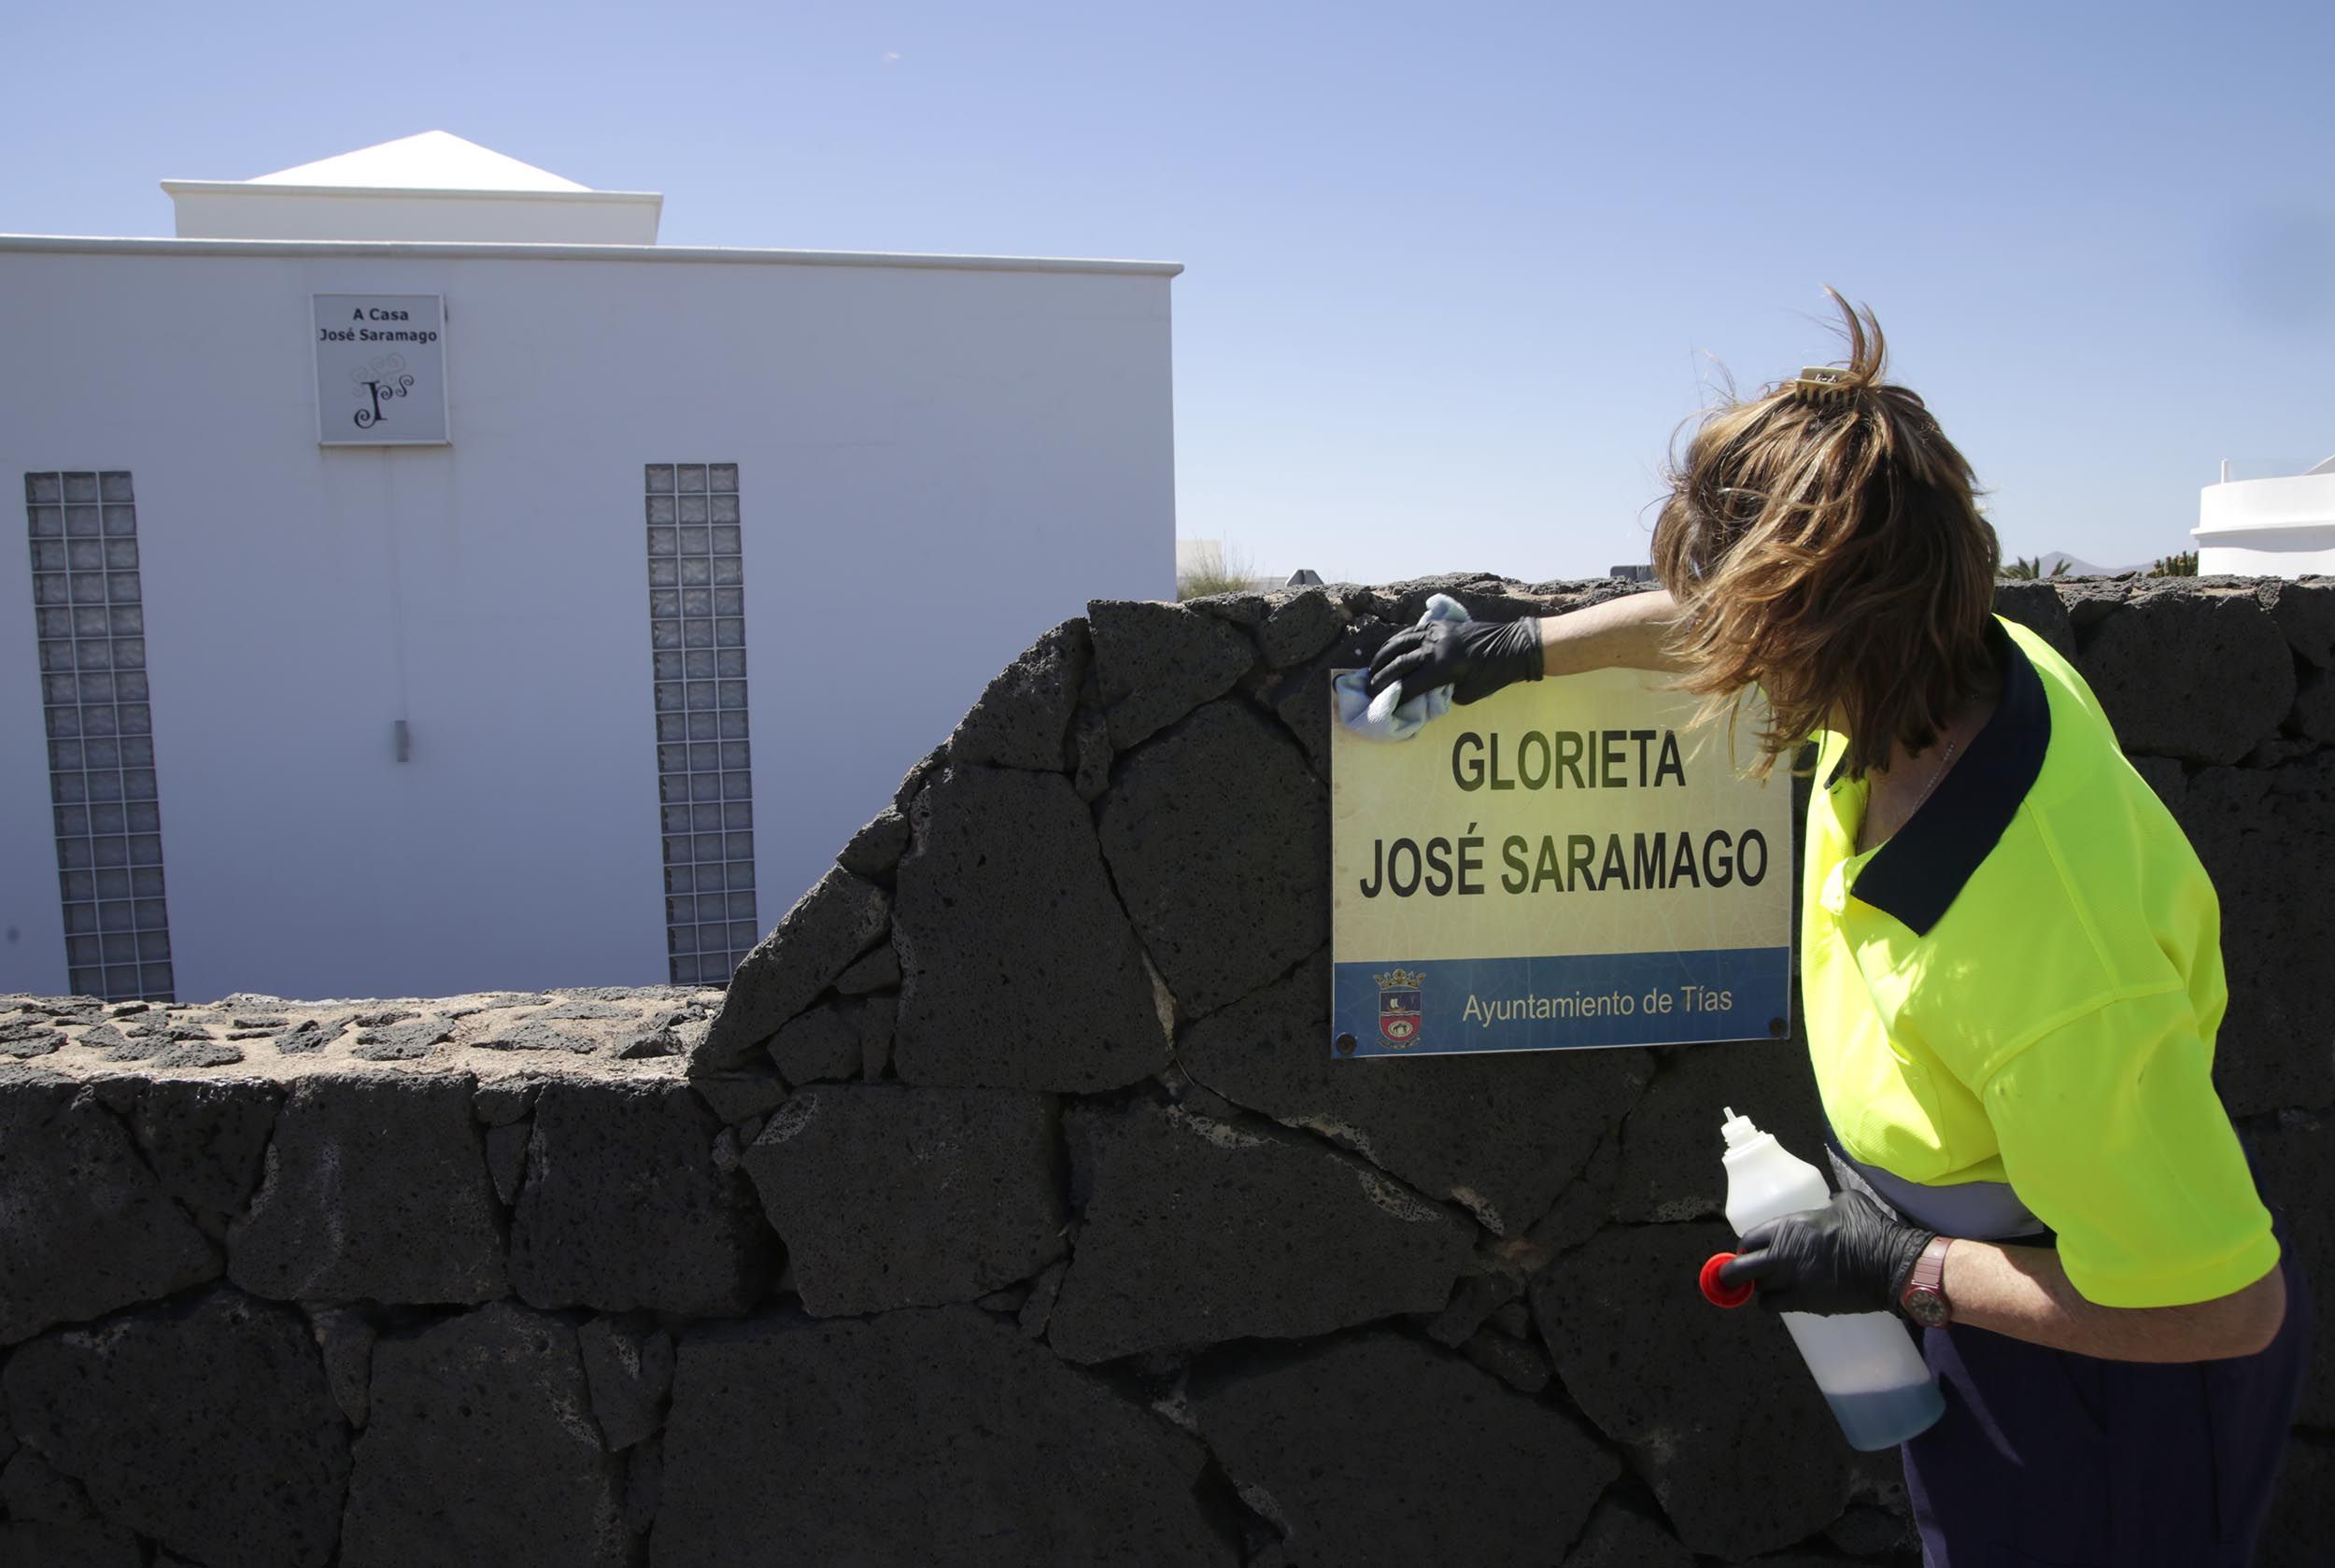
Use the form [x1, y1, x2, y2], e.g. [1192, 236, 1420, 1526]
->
[349, 356, 416, 430]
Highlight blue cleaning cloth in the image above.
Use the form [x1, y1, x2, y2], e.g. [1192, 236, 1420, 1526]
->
[1333, 592, 1469, 741]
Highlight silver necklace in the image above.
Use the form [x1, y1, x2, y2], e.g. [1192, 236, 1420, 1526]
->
[1907, 735, 1960, 816]
[1863, 733, 1958, 852]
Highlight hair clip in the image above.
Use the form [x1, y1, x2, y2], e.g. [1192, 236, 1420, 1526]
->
[1783, 366, 1854, 404]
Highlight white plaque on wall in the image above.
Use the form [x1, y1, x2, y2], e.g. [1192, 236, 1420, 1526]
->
[312, 294, 450, 445]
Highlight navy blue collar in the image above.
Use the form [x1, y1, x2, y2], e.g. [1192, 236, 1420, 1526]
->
[1840, 619, 2051, 937]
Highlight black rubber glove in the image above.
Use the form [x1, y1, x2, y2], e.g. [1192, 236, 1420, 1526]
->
[1717, 1191, 1936, 1317]
[1364, 616, 1544, 706]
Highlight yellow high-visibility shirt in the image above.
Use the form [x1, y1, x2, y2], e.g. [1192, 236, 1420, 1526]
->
[1803, 616, 2279, 1308]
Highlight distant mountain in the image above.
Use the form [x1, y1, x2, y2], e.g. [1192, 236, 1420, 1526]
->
[2018, 551, 2143, 578]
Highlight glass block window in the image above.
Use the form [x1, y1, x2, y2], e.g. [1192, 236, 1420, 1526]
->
[647, 463, 757, 984]
[25, 471, 175, 1002]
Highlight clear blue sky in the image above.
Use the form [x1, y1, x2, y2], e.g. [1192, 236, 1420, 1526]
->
[7, 1, 2329, 582]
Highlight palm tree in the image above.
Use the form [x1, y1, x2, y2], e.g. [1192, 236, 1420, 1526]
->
[2003, 556, 2071, 580]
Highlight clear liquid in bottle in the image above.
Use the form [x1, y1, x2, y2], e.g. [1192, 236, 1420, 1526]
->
[1719, 1107, 1946, 1451]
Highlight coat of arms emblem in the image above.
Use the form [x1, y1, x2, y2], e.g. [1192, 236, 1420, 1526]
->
[1375, 968, 1423, 1048]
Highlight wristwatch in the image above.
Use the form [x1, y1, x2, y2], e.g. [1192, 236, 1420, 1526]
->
[1899, 1236, 1955, 1327]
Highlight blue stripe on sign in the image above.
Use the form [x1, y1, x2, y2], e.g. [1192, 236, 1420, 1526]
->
[1332, 949, 1790, 1057]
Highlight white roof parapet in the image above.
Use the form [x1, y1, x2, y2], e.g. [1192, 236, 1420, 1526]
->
[162, 131, 662, 245]
[242, 132, 591, 191]
[0, 233, 1182, 277]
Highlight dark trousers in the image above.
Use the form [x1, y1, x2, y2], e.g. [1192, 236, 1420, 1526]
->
[1902, 1248, 2311, 1566]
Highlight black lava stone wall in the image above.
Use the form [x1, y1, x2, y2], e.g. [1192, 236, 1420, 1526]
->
[3, 575, 2329, 1566]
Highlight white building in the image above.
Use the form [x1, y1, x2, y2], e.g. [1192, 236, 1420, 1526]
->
[3, 134, 1180, 1004]
[2195, 454, 2335, 576]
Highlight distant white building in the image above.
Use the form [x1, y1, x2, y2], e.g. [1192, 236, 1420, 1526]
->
[2196, 454, 2335, 576]
[3, 134, 1179, 1003]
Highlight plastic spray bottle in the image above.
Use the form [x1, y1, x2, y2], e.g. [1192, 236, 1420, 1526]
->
[1703, 1107, 1945, 1451]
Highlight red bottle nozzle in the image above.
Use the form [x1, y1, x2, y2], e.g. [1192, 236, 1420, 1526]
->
[1700, 1251, 1753, 1308]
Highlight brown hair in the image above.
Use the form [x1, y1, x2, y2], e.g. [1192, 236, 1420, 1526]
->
[1650, 292, 2000, 779]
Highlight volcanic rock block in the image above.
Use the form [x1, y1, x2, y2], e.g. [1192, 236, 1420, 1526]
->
[272, 1018, 340, 1054]
[1515, 1135, 1622, 1270]
[307, 1305, 375, 1429]
[130, 1077, 281, 1215]
[1072, 705, 1112, 798]
[341, 1304, 629, 1568]
[2173, 756, 2335, 1115]
[0, 1079, 217, 1344]
[1178, 951, 1651, 1236]
[1097, 700, 1330, 1018]
[487, 1120, 531, 1204]
[1531, 1222, 1854, 1558]
[474, 1077, 544, 1125]
[859, 994, 897, 1079]
[2261, 578, 2335, 668]
[0, 1023, 60, 1057]
[1191, 1331, 1615, 1568]
[2257, 1434, 2333, 1568]
[950, 617, 1091, 770]
[689, 1069, 787, 1126]
[616, 1028, 681, 1059]
[652, 1307, 1234, 1567]
[1047, 1101, 1474, 1363]
[228, 1073, 507, 1305]
[1088, 598, 1257, 750]
[2293, 666, 2335, 745]
[1018, 1258, 1069, 1339]
[349, 1015, 452, 1061]
[1990, 581, 2076, 661]
[1194, 589, 1271, 626]
[2078, 590, 2296, 764]
[1824, 1502, 1918, 1557]
[3, 1446, 96, 1523]
[1563, 1497, 1695, 1568]
[152, 1041, 246, 1068]
[0, 1523, 143, 1567]
[2249, 1109, 2333, 1425]
[696, 868, 891, 1070]
[892, 764, 1167, 1092]
[531, 999, 628, 1021]
[740, 1084, 1067, 1316]
[1614, 1036, 1830, 1222]
[1269, 624, 1394, 779]
[1426, 1269, 1524, 1347]
[1260, 589, 1348, 670]
[832, 940, 901, 996]
[73, 1023, 130, 1053]
[1378, 576, 1556, 627]
[765, 999, 864, 1084]
[2, 1289, 350, 1568]
[836, 805, 912, 882]
[578, 1316, 675, 1451]
[1460, 1327, 1551, 1393]
[509, 1081, 776, 1316]
[2128, 754, 2184, 808]
[476, 1020, 596, 1054]
[625, 1436, 662, 1536]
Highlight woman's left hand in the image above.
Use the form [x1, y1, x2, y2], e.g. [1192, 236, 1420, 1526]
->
[1719, 1191, 1937, 1316]
[1365, 616, 1544, 705]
